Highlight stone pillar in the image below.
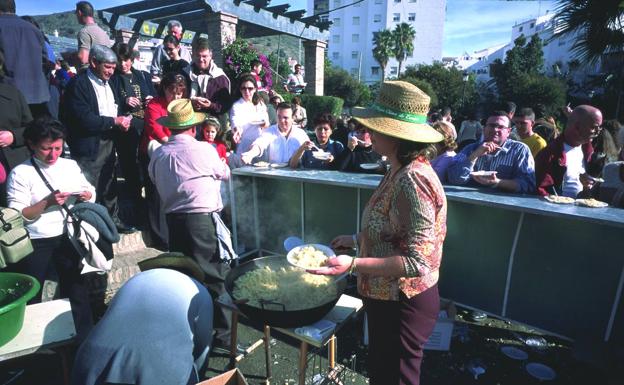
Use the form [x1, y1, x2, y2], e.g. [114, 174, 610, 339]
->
[303, 39, 327, 96]
[114, 29, 136, 45]
[205, 12, 238, 67]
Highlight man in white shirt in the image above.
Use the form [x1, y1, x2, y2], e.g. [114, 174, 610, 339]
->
[283, 64, 306, 94]
[241, 102, 309, 164]
[63, 45, 135, 233]
[535, 105, 603, 197]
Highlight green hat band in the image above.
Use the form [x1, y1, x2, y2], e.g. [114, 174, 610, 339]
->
[370, 103, 427, 124]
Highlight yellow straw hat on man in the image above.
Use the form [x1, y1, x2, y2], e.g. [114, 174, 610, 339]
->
[352, 81, 444, 143]
[156, 98, 206, 130]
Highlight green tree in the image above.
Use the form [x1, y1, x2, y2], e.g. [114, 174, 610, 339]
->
[402, 62, 477, 117]
[392, 23, 416, 76]
[268, 50, 292, 86]
[324, 64, 371, 107]
[489, 34, 567, 115]
[372, 29, 394, 82]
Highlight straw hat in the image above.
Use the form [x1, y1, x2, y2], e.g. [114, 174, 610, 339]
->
[156, 99, 206, 130]
[352, 81, 444, 143]
[138, 252, 205, 283]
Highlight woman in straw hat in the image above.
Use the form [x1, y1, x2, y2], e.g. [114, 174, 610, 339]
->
[309, 81, 447, 385]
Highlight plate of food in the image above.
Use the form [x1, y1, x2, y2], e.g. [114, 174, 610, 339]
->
[270, 162, 288, 168]
[360, 163, 381, 170]
[312, 151, 331, 160]
[543, 195, 575, 204]
[253, 161, 270, 168]
[470, 170, 498, 177]
[286, 244, 335, 270]
[575, 198, 608, 208]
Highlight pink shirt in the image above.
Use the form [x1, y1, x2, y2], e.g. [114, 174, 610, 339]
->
[148, 134, 229, 214]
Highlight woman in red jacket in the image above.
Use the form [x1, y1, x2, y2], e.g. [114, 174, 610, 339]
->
[139, 72, 188, 248]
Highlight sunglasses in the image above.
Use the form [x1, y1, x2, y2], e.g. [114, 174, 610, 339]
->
[240, 87, 255, 91]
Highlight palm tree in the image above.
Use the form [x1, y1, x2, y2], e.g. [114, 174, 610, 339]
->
[372, 29, 394, 82]
[392, 23, 416, 76]
[553, 0, 624, 65]
[553, 0, 624, 117]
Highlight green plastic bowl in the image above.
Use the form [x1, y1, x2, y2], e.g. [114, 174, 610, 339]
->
[0, 273, 40, 347]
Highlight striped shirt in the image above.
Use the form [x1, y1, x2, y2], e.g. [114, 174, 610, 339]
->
[447, 139, 536, 194]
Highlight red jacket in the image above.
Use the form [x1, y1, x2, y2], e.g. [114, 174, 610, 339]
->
[206, 139, 228, 163]
[140, 97, 171, 155]
[534, 135, 593, 196]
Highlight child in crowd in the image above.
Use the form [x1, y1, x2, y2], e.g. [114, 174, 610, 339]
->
[201, 117, 228, 163]
[289, 113, 345, 169]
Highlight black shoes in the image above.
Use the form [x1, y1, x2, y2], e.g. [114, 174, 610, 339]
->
[113, 218, 138, 234]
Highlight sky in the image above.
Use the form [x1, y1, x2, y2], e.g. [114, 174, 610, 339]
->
[17, 0, 559, 57]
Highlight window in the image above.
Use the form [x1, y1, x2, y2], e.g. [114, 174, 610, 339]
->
[334, 0, 341, 7]
[375, 0, 382, 4]
[409, 0, 417, 3]
[352, 16, 360, 25]
[350, 68, 358, 76]
[393, 13, 400, 22]
[390, 66, 398, 76]
[332, 51, 340, 59]
[408, 13, 415, 21]
[333, 18, 341, 27]
[352, 34, 359, 43]
[519, 26, 523, 32]
[394, 0, 401, 3]
[373, 14, 381, 23]
[371, 66, 380, 75]
[530, 22, 535, 28]
[352, 51, 358, 59]
[332, 35, 340, 43]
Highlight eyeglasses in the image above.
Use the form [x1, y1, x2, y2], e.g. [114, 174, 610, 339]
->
[240, 87, 255, 91]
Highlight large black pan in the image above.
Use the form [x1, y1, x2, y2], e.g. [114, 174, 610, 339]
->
[225, 255, 347, 328]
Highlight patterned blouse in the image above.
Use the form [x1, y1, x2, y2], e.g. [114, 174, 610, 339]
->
[358, 157, 447, 301]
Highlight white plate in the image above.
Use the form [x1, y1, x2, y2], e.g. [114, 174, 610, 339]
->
[470, 170, 497, 177]
[270, 162, 288, 168]
[286, 244, 335, 269]
[500, 346, 528, 360]
[252, 162, 270, 168]
[526, 362, 556, 381]
[575, 198, 608, 208]
[360, 163, 381, 170]
[312, 151, 331, 160]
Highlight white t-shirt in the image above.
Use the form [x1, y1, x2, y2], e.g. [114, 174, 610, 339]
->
[251, 124, 310, 163]
[7, 157, 96, 239]
[87, 69, 118, 118]
[562, 143, 585, 198]
[229, 98, 269, 155]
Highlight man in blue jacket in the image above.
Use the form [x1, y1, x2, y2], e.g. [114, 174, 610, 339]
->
[62, 45, 136, 233]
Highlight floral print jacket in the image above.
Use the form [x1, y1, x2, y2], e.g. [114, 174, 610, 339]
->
[358, 157, 447, 301]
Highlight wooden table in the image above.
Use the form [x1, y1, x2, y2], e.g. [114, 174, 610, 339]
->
[0, 299, 76, 384]
[222, 294, 363, 385]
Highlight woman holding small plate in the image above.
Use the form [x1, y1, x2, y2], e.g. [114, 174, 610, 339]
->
[289, 113, 344, 169]
[230, 73, 270, 155]
[308, 81, 447, 385]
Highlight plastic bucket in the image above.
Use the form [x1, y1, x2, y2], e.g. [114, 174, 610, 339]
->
[0, 272, 40, 347]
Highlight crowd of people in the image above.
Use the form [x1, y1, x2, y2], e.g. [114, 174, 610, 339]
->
[1, 0, 624, 384]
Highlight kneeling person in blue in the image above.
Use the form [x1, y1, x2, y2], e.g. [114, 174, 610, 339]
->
[71, 252, 214, 385]
[289, 113, 344, 169]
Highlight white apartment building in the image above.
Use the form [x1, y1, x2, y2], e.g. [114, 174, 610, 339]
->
[308, 0, 446, 84]
[454, 13, 601, 87]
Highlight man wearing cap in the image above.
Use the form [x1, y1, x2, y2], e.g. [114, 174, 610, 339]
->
[148, 99, 234, 350]
[447, 110, 536, 194]
[63, 44, 136, 233]
[71, 252, 214, 385]
[239, 102, 309, 164]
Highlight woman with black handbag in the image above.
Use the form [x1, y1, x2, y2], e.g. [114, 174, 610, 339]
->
[5, 117, 96, 341]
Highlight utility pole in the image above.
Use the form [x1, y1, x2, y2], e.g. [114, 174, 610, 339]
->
[358, 51, 363, 82]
